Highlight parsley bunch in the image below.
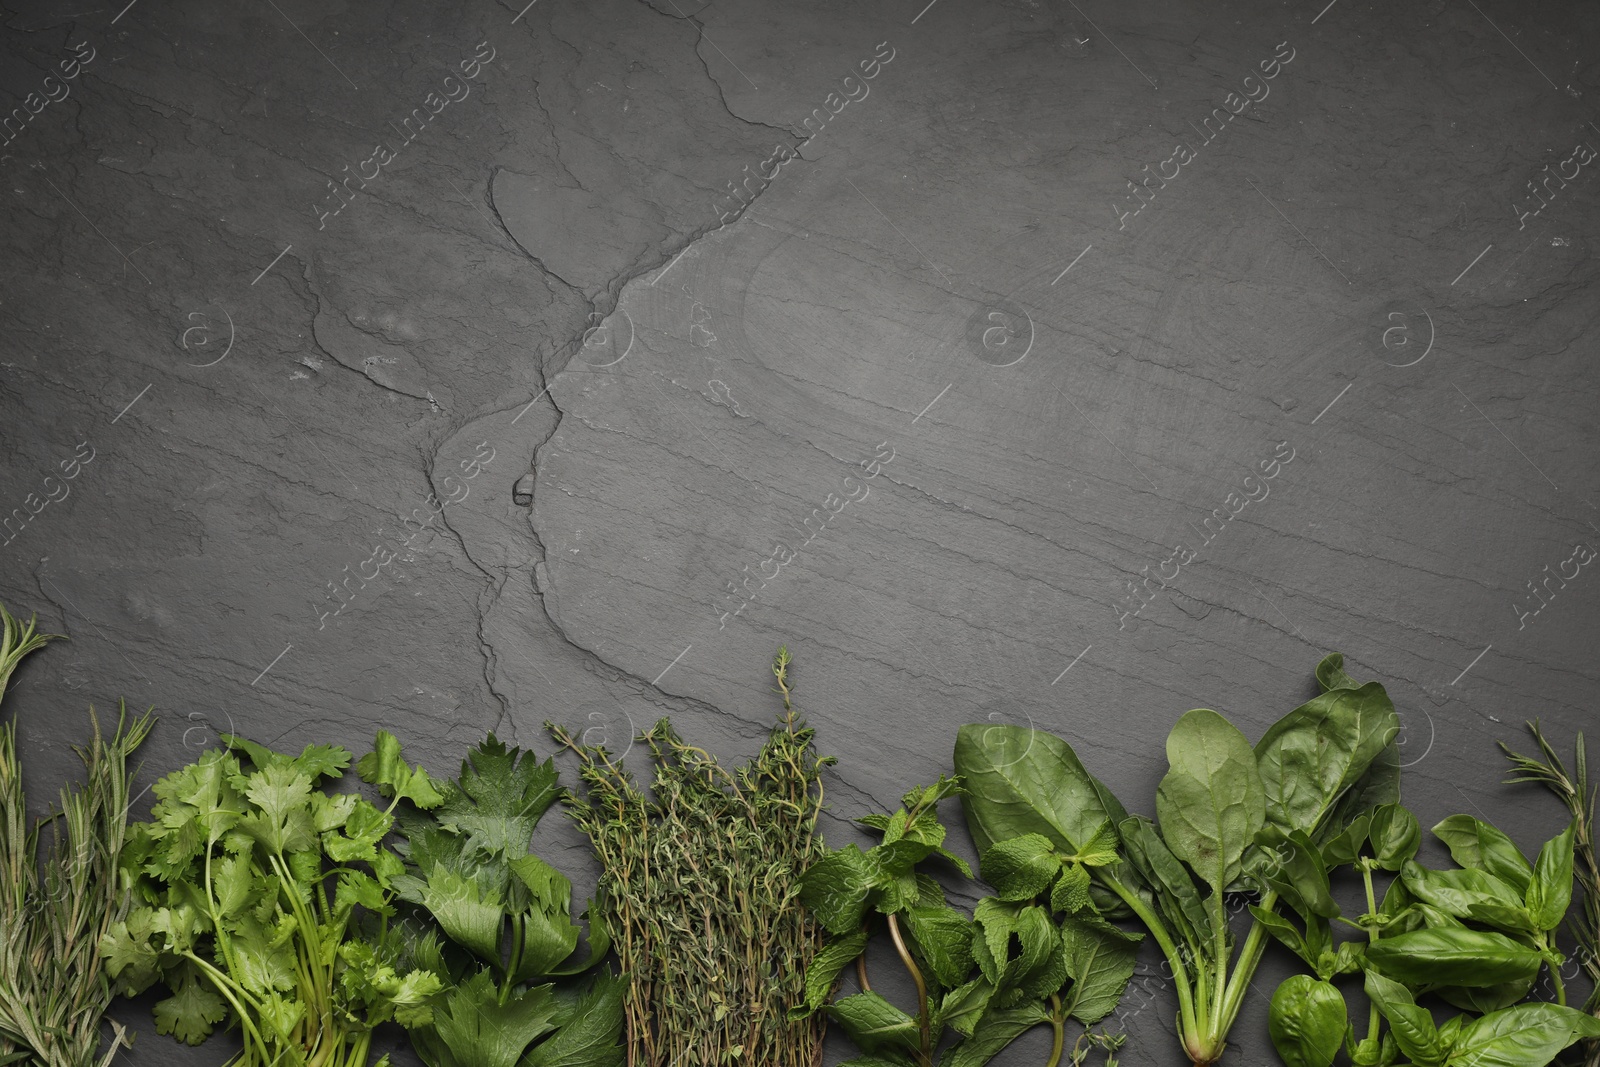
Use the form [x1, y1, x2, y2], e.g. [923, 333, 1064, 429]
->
[361, 731, 624, 1067]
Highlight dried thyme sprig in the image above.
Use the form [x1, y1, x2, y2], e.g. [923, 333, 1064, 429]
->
[1503, 720, 1599, 1067]
[548, 646, 834, 1067]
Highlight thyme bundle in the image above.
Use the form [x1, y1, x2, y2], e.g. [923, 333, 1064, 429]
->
[548, 647, 832, 1067]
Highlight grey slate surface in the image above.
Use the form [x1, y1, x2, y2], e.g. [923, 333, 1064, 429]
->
[2, 0, 1598, 1063]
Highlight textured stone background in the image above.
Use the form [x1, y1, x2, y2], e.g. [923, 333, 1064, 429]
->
[3, 0, 1598, 1062]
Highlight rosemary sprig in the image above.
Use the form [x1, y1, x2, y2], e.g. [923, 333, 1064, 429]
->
[548, 646, 834, 1067]
[1502, 720, 1599, 1067]
[0, 601, 155, 1067]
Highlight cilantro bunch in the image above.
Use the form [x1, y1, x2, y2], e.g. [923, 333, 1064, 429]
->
[360, 731, 623, 1067]
[101, 733, 446, 1067]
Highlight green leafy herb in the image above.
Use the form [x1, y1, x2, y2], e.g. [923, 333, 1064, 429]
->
[796, 773, 1138, 1067]
[102, 732, 446, 1067]
[358, 730, 623, 1067]
[1502, 722, 1599, 1067]
[0, 602, 155, 1067]
[548, 646, 831, 1067]
[955, 652, 1399, 1066]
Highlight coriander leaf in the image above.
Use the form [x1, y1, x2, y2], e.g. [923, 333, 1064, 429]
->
[357, 730, 446, 810]
[325, 798, 393, 865]
[152, 971, 228, 1046]
[99, 912, 163, 994]
[237, 764, 318, 855]
[1155, 709, 1265, 893]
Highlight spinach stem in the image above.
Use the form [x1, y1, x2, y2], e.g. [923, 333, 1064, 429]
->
[887, 912, 932, 1066]
[1101, 875, 1199, 1039]
[1213, 888, 1279, 1052]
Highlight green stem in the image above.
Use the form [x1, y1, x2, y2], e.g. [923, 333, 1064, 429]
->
[1210, 885, 1230, 1031]
[1102, 874, 1199, 1039]
[887, 912, 933, 1067]
[1213, 888, 1280, 1054]
[182, 951, 272, 1062]
[1361, 863, 1381, 1042]
[1045, 993, 1067, 1067]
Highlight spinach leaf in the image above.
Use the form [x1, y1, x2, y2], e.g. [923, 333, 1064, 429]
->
[1155, 709, 1264, 893]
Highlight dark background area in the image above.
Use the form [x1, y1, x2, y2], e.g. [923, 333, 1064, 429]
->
[2, 0, 1597, 1062]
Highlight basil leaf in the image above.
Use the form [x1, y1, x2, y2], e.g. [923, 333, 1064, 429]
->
[1156, 709, 1265, 893]
[1400, 861, 1536, 933]
[1319, 812, 1371, 867]
[1435, 975, 1537, 1015]
[1431, 815, 1535, 895]
[1446, 1002, 1600, 1067]
[1367, 803, 1421, 871]
[1363, 971, 1441, 1067]
[1269, 975, 1346, 1067]
[953, 724, 1130, 862]
[1365, 927, 1543, 987]
[1526, 819, 1576, 931]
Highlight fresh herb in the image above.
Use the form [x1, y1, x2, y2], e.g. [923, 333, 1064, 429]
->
[796, 775, 1139, 1067]
[102, 733, 445, 1067]
[0, 602, 154, 1067]
[358, 730, 624, 1067]
[1503, 723, 1600, 1067]
[954, 652, 1400, 1066]
[548, 646, 831, 1067]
